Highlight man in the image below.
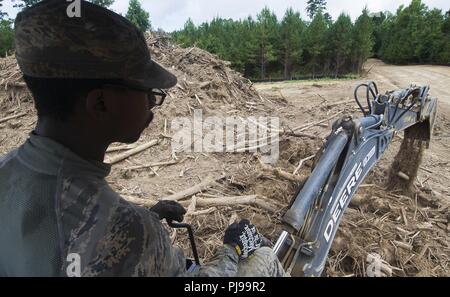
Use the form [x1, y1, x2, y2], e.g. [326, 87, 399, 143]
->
[0, 0, 285, 277]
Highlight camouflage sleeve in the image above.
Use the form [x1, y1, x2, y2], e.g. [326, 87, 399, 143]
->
[81, 200, 187, 276]
[192, 245, 239, 277]
[61, 178, 242, 277]
[61, 180, 187, 277]
[129, 203, 188, 277]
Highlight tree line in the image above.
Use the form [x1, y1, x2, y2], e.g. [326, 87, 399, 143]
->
[1, 0, 449, 80]
[374, 1, 449, 65]
[172, 0, 450, 80]
[0, 0, 150, 56]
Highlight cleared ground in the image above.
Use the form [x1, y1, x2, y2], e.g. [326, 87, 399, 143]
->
[366, 59, 450, 106]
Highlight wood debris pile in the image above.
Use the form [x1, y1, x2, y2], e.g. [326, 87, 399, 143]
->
[145, 33, 264, 115]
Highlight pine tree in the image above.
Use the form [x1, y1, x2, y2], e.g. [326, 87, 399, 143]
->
[440, 10, 450, 64]
[90, 0, 115, 8]
[279, 8, 305, 79]
[0, 0, 6, 20]
[0, 0, 14, 57]
[125, 0, 151, 32]
[304, 12, 328, 77]
[306, 0, 327, 19]
[371, 11, 386, 58]
[329, 13, 353, 77]
[239, 16, 258, 77]
[0, 19, 14, 57]
[12, 0, 41, 9]
[416, 8, 445, 63]
[323, 12, 333, 25]
[352, 8, 374, 73]
[255, 7, 278, 79]
[174, 18, 196, 47]
[380, 0, 427, 64]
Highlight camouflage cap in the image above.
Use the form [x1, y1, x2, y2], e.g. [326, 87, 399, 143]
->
[14, 0, 177, 89]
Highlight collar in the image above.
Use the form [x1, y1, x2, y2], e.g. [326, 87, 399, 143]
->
[17, 132, 111, 179]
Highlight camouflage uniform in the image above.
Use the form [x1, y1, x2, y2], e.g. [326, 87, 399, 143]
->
[0, 134, 285, 276]
[0, 0, 286, 277]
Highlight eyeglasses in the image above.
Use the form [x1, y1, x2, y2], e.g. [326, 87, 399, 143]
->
[102, 83, 167, 109]
[148, 88, 167, 107]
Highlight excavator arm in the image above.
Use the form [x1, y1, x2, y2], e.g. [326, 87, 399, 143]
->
[274, 81, 438, 276]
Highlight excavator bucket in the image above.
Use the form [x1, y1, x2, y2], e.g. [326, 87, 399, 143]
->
[388, 96, 438, 193]
[404, 97, 438, 146]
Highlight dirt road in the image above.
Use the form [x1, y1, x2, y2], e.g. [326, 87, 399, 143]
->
[367, 59, 450, 106]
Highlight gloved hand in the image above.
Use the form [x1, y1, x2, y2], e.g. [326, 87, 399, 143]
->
[150, 200, 186, 222]
[223, 219, 262, 260]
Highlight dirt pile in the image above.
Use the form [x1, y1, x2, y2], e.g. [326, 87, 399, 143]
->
[0, 32, 265, 114]
[145, 33, 266, 117]
[0, 55, 31, 110]
[328, 185, 449, 276]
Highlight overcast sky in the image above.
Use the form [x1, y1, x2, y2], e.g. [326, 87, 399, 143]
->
[2, 0, 449, 32]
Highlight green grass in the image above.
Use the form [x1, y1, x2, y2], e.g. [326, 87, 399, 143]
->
[256, 74, 360, 86]
[284, 74, 359, 83]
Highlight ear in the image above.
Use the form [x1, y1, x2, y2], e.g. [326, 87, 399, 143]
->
[85, 89, 107, 120]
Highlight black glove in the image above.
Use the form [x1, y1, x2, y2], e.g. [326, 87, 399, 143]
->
[223, 219, 262, 260]
[150, 200, 186, 222]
